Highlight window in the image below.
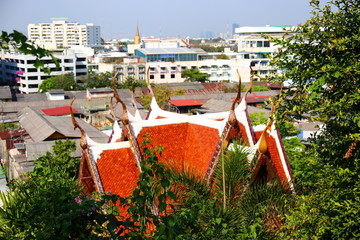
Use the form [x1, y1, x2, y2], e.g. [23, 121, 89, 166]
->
[116, 67, 123, 72]
[160, 74, 165, 79]
[150, 75, 155, 79]
[264, 41, 270, 47]
[170, 66, 177, 71]
[257, 41, 263, 47]
[149, 67, 156, 72]
[171, 74, 175, 79]
[160, 67, 167, 72]
[28, 76, 38, 80]
[260, 70, 268, 75]
[250, 61, 258, 67]
[28, 68, 37, 72]
[128, 67, 134, 72]
[181, 66, 187, 70]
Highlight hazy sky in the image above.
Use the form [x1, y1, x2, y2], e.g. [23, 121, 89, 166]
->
[0, 0, 314, 40]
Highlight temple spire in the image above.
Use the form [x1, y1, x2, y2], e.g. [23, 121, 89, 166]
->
[134, 24, 141, 45]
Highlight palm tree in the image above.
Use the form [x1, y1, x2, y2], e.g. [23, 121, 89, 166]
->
[165, 142, 290, 239]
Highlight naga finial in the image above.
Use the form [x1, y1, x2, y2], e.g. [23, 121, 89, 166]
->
[70, 97, 87, 150]
[112, 71, 129, 125]
[228, 70, 242, 126]
[244, 67, 254, 98]
[146, 67, 155, 98]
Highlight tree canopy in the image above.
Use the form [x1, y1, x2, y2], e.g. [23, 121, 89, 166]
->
[181, 68, 209, 83]
[267, 0, 360, 238]
[1, 30, 59, 74]
[38, 73, 79, 92]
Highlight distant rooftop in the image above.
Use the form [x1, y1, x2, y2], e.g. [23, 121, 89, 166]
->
[235, 26, 293, 34]
[136, 47, 197, 55]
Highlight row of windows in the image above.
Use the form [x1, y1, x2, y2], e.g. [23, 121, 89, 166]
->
[146, 54, 197, 62]
[149, 73, 177, 80]
[241, 40, 270, 48]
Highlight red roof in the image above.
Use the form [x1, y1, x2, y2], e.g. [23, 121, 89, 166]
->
[168, 99, 204, 107]
[97, 148, 140, 198]
[42, 106, 78, 116]
[137, 122, 219, 178]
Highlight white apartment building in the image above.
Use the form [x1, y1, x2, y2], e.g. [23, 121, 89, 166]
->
[0, 49, 89, 94]
[235, 26, 293, 80]
[28, 19, 101, 49]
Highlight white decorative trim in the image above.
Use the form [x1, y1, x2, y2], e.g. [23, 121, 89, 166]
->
[270, 122, 294, 191]
[86, 134, 130, 163]
[234, 98, 255, 146]
[110, 121, 122, 143]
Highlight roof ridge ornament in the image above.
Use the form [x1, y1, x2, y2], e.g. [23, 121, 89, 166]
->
[70, 97, 104, 193]
[70, 98, 87, 150]
[146, 67, 155, 98]
[112, 71, 129, 126]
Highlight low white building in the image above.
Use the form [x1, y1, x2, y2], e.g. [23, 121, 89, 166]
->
[0, 49, 89, 94]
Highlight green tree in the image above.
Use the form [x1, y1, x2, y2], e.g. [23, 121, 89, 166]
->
[118, 76, 147, 91]
[0, 140, 122, 239]
[1, 30, 59, 74]
[140, 85, 185, 110]
[38, 73, 79, 92]
[215, 54, 229, 59]
[181, 68, 209, 83]
[80, 71, 113, 88]
[267, 0, 360, 239]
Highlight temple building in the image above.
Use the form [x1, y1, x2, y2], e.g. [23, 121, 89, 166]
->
[70, 73, 294, 202]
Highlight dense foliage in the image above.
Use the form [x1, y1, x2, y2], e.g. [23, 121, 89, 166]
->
[38, 73, 79, 92]
[140, 85, 185, 109]
[0, 140, 122, 239]
[0, 30, 60, 74]
[267, 0, 360, 238]
[181, 69, 209, 83]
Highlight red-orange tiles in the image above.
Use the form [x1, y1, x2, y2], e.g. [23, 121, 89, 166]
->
[265, 133, 288, 184]
[137, 123, 219, 178]
[97, 148, 140, 198]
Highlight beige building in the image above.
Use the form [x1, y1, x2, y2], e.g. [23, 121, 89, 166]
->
[28, 19, 101, 49]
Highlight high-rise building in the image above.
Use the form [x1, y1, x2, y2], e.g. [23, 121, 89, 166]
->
[232, 23, 239, 36]
[27, 19, 101, 49]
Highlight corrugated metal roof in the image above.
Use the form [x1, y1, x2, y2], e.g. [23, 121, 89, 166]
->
[168, 99, 204, 107]
[18, 107, 108, 142]
[42, 106, 78, 116]
[0, 86, 12, 99]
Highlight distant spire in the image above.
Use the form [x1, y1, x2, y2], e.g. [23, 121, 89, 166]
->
[134, 24, 141, 44]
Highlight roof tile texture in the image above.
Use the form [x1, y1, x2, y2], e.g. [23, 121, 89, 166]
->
[97, 148, 139, 197]
[137, 123, 219, 178]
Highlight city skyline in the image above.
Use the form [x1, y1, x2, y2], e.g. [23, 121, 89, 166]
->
[1, 0, 314, 40]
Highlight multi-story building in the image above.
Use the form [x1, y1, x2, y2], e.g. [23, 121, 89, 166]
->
[235, 26, 293, 80]
[135, 48, 201, 83]
[0, 49, 89, 93]
[28, 19, 101, 49]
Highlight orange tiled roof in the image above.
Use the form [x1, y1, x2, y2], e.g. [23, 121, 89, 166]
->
[97, 148, 140, 198]
[265, 132, 290, 184]
[136, 122, 219, 178]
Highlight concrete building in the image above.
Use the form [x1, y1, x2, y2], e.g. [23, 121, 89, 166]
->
[235, 26, 293, 81]
[28, 19, 101, 49]
[0, 49, 89, 93]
